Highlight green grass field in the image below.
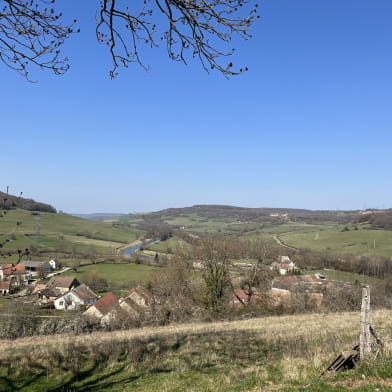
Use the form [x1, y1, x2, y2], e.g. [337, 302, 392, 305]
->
[280, 224, 392, 257]
[62, 263, 159, 290]
[145, 236, 190, 253]
[0, 209, 144, 262]
[162, 214, 266, 236]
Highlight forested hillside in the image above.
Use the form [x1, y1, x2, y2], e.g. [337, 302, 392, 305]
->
[0, 191, 56, 213]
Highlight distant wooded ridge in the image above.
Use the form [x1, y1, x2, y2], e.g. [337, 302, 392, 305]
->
[0, 191, 56, 213]
[130, 204, 392, 228]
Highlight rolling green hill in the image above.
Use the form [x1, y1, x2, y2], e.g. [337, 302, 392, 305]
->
[0, 209, 144, 263]
[118, 206, 392, 257]
[279, 224, 392, 257]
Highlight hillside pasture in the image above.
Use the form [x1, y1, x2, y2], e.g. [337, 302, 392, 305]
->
[62, 263, 158, 290]
[0, 209, 143, 262]
[145, 236, 190, 253]
[280, 225, 392, 257]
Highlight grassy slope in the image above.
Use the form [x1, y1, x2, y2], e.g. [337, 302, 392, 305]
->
[145, 236, 190, 253]
[280, 224, 392, 257]
[0, 310, 391, 391]
[62, 263, 158, 289]
[0, 209, 144, 262]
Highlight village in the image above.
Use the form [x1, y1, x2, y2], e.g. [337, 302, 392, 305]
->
[0, 254, 354, 325]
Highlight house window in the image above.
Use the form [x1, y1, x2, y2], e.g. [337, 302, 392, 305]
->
[59, 301, 64, 306]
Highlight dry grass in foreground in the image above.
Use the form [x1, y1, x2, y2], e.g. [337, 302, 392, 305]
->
[0, 309, 391, 392]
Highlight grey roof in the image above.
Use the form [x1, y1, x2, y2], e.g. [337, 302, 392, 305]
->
[21, 260, 50, 269]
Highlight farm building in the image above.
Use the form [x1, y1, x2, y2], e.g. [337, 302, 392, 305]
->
[20, 260, 51, 277]
[270, 256, 298, 275]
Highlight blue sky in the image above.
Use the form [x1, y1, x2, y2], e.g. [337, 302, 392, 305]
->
[1, 0, 392, 213]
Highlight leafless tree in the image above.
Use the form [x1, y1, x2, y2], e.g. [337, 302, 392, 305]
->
[0, 0, 78, 80]
[1, 0, 258, 79]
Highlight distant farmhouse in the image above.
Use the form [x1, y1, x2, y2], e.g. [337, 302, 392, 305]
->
[271, 256, 298, 276]
[20, 260, 51, 277]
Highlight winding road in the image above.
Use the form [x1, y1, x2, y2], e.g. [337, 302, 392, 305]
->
[273, 234, 297, 251]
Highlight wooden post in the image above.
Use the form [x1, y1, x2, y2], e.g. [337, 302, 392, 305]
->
[360, 285, 371, 359]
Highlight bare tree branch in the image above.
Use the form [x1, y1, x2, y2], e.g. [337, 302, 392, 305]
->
[1, 0, 258, 79]
[97, 0, 258, 77]
[0, 0, 78, 80]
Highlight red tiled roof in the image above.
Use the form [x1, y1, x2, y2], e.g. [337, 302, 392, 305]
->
[2, 263, 26, 275]
[93, 292, 119, 315]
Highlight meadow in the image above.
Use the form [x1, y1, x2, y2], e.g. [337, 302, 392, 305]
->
[279, 224, 392, 257]
[62, 263, 159, 290]
[0, 309, 391, 391]
[145, 236, 189, 253]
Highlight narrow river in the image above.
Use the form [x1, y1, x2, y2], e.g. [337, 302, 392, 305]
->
[122, 239, 158, 259]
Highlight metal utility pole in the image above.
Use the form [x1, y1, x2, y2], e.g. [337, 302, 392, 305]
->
[360, 285, 371, 360]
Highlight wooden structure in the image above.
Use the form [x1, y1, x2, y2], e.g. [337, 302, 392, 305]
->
[320, 344, 359, 376]
[321, 285, 383, 377]
[360, 285, 371, 359]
